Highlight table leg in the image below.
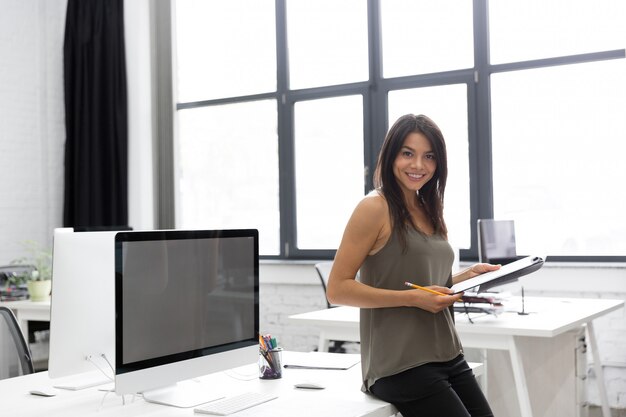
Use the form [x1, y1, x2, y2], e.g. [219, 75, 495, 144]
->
[586, 322, 610, 417]
[479, 348, 488, 393]
[508, 336, 534, 417]
[318, 332, 330, 352]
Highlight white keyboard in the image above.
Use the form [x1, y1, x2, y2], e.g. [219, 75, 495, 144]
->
[52, 373, 111, 390]
[193, 391, 278, 415]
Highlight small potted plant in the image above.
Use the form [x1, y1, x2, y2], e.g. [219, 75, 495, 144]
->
[10, 240, 52, 302]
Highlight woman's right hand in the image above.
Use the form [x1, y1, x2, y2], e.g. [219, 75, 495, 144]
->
[405, 286, 463, 313]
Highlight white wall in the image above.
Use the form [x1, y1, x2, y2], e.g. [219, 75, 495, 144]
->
[0, 0, 154, 265]
[124, 0, 154, 231]
[0, 0, 67, 263]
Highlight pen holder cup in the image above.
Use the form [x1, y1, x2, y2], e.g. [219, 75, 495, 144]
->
[259, 347, 282, 379]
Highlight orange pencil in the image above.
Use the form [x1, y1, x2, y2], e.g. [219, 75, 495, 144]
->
[404, 281, 448, 296]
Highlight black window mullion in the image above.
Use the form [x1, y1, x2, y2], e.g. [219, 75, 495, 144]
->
[366, 0, 386, 193]
[275, 0, 294, 258]
[469, 0, 494, 261]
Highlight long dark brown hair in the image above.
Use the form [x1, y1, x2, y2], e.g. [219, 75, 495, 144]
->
[373, 114, 448, 248]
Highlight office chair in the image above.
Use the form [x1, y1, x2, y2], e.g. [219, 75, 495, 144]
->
[314, 261, 334, 309]
[314, 262, 359, 353]
[0, 306, 34, 379]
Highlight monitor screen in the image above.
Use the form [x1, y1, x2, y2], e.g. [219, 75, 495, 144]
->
[477, 219, 524, 292]
[114, 229, 259, 407]
[477, 219, 518, 264]
[48, 228, 117, 383]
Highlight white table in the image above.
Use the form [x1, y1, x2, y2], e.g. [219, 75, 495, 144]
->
[0, 299, 51, 339]
[0, 352, 398, 417]
[288, 296, 624, 417]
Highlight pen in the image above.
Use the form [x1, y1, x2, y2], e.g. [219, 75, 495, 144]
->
[404, 281, 448, 296]
[259, 334, 268, 351]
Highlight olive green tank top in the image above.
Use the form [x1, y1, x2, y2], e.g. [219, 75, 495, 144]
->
[359, 227, 462, 391]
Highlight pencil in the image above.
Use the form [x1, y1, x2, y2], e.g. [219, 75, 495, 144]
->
[404, 281, 448, 296]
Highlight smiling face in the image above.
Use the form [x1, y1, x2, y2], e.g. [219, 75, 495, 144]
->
[393, 132, 436, 200]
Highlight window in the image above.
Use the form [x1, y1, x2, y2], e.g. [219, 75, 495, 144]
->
[491, 59, 626, 257]
[294, 96, 365, 250]
[286, 0, 368, 89]
[168, 0, 626, 261]
[388, 84, 471, 249]
[176, 100, 280, 255]
[381, 0, 474, 77]
[174, 0, 276, 102]
[489, 0, 625, 64]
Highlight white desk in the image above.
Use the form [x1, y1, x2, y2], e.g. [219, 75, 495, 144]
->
[0, 352, 397, 417]
[0, 299, 51, 339]
[288, 297, 624, 417]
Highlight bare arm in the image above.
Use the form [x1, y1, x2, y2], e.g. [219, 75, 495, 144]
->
[325, 195, 462, 314]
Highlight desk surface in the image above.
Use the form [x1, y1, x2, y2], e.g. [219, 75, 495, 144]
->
[0, 352, 396, 417]
[0, 299, 51, 311]
[288, 297, 624, 417]
[289, 296, 624, 338]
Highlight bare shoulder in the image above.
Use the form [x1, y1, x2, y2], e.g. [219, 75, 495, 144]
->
[347, 191, 391, 255]
[357, 190, 387, 217]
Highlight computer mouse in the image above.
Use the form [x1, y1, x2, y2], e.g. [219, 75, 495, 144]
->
[294, 381, 325, 390]
[29, 388, 58, 397]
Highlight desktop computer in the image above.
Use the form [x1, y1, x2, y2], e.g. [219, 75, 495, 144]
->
[48, 228, 118, 385]
[114, 229, 260, 408]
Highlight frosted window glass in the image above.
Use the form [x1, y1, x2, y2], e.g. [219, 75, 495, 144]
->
[490, 0, 626, 64]
[177, 100, 280, 255]
[491, 60, 626, 255]
[294, 96, 364, 249]
[388, 84, 471, 249]
[175, 0, 276, 102]
[286, 0, 368, 89]
[381, 0, 474, 78]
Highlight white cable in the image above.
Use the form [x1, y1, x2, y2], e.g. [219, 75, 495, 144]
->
[85, 355, 114, 381]
[223, 368, 258, 381]
[100, 353, 115, 375]
[98, 389, 111, 411]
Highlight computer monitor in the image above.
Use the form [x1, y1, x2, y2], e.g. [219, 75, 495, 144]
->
[477, 219, 520, 265]
[114, 229, 259, 408]
[477, 219, 523, 292]
[48, 228, 117, 382]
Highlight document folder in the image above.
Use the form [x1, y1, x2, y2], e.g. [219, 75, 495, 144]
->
[451, 256, 544, 294]
[282, 352, 360, 370]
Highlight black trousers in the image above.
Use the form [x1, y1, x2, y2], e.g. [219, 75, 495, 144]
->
[369, 355, 494, 417]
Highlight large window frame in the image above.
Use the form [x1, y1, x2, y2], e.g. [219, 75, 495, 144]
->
[154, 0, 626, 262]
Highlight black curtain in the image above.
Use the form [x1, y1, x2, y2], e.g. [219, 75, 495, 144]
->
[63, 0, 128, 228]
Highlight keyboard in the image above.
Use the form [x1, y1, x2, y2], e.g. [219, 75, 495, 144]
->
[193, 391, 278, 415]
[52, 373, 111, 390]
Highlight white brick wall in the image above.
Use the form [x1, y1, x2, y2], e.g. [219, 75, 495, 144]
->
[0, 0, 66, 263]
[260, 282, 327, 352]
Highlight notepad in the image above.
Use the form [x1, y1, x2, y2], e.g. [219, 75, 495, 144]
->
[282, 352, 360, 370]
[451, 255, 544, 294]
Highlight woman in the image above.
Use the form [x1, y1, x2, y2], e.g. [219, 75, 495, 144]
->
[326, 114, 497, 417]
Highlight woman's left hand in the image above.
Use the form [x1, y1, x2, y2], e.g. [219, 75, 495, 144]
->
[467, 263, 501, 279]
